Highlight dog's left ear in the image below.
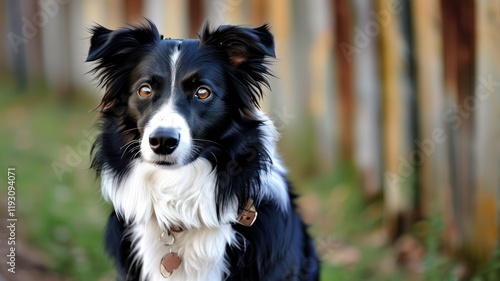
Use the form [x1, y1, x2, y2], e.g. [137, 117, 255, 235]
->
[200, 23, 275, 67]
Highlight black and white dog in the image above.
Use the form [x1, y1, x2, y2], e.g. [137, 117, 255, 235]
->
[86, 20, 319, 281]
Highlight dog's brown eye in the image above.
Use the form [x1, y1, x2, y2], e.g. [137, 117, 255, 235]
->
[195, 87, 211, 100]
[138, 84, 152, 97]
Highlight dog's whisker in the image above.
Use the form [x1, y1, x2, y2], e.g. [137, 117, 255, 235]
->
[120, 140, 140, 150]
[192, 138, 222, 146]
[209, 152, 218, 166]
[120, 140, 141, 159]
[191, 145, 203, 150]
[132, 149, 142, 160]
[121, 128, 137, 134]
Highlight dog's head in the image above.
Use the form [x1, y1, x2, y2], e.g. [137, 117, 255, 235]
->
[87, 20, 275, 171]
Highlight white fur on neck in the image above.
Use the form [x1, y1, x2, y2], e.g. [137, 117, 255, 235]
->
[102, 158, 237, 280]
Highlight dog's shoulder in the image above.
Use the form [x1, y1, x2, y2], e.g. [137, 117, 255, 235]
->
[226, 194, 320, 281]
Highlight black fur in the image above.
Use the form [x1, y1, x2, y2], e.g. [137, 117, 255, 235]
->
[87, 20, 319, 280]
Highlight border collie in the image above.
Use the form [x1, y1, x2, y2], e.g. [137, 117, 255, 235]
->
[86, 20, 319, 281]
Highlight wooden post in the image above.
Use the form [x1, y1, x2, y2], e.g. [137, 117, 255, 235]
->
[378, 0, 416, 239]
[472, 0, 500, 264]
[308, 0, 335, 170]
[250, 0, 266, 26]
[267, 0, 293, 118]
[189, 0, 203, 37]
[440, 0, 476, 262]
[352, 0, 383, 196]
[411, 0, 448, 220]
[143, 0, 188, 39]
[124, 0, 143, 22]
[334, 0, 354, 162]
[6, 0, 27, 90]
[0, 0, 7, 74]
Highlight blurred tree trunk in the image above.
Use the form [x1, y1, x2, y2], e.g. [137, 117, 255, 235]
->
[267, 0, 310, 172]
[472, 0, 500, 264]
[440, 0, 476, 265]
[411, 0, 451, 226]
[6, 0, 27, 90]
[144, 0, 188, 39]
[308, 0, 335, 170]
[378, 0, 416, 239]
[304, 1, 339, 172]
[333, 0, 354, 162]
[124, 0, 143, 22]
[189, 0, 203, 37]
[353, 0, 383, 196]
[21, 1, 44, 79]
[268, 0, 293, 117]
[250, 0, 266, 25]
[107, 0, 125, 27]
[41, 1, 73, 99]
[0, 0, 6, 72]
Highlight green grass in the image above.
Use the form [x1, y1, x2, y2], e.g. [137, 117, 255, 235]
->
[295, 164, 409, 281]
[0, 77, 114, 280]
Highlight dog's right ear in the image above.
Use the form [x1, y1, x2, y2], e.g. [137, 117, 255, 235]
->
[86, 19, 160, 62]
[86, 20, 161, 111]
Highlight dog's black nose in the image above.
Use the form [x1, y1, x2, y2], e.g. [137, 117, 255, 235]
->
[149, 127, 180, 155]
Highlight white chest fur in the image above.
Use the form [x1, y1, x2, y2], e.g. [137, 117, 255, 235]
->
[101, 158, 238, 281]
[131, 222, 235, 280]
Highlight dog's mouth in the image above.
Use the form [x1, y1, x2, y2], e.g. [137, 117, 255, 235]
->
[140, 155, 178, 167]
[153, 160, 176, 166]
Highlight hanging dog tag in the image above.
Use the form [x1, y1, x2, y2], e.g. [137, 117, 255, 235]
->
[160, 252, 182, 278]
[159, 230, 182, 278]
[237, 199, 257, 227]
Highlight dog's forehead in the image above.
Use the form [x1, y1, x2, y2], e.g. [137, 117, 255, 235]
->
[137, 39, 201, 70]
[149, 39, 202, 66]
[158, 38, 200, 52]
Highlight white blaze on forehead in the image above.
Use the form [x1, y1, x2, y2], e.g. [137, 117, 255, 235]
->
[140, 100, 192, 166]
[138, 41, 192, 166]
[170, 41, 181, 96]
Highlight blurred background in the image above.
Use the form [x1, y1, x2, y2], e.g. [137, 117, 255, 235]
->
[1, 0, 500, 280]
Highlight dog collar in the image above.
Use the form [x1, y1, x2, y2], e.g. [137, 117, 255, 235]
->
[165, 199, 258, 233]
